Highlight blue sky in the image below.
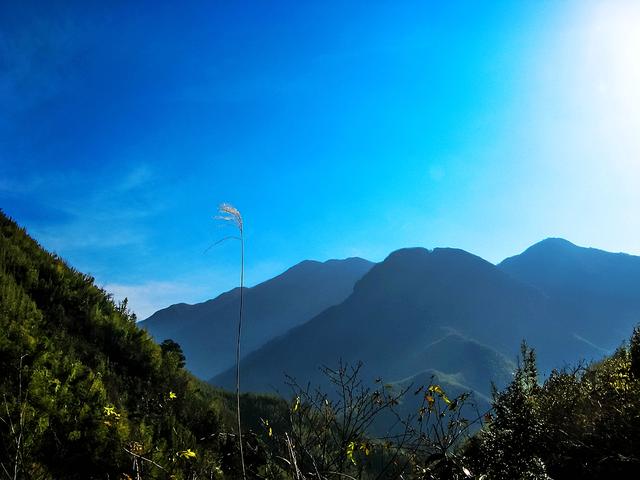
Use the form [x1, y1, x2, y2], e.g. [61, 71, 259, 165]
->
[2, 0, 639, 319]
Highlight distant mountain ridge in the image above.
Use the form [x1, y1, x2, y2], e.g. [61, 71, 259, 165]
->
[210, 239, 640, 404]
[211, 247, 548, 399]
[141, 257, 374, 378]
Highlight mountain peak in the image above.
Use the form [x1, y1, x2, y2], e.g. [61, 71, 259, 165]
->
[500, 238, 579, 266]
[534, 237, 576, 249]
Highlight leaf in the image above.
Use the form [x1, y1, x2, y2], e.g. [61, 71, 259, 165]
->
[346, 441, 357, 465]
[428, 384, 444, 396]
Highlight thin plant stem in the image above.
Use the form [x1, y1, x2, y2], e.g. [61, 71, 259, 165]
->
[215, 203, 246, 478]
[236, 228, 246, 479]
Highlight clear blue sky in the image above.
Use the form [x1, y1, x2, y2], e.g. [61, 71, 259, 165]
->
[2, 0, 639, 319]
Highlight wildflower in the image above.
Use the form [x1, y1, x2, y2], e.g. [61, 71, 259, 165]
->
[428, 384, 452, 405]
[428, 384, 444, 395]
[292, 396, 300, 412]
[346, 441, 356, 465]
[261, 418, 273, 437]
[178, 449, 197, 459]
[103, 405, 120, 418]
[168, 391, 177, 400]
[425, 394, 435, 412]
[359, 442, 371, 456]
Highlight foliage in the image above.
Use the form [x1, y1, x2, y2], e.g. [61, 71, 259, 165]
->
[465, 333, 640, 479]
[249, 362, 482, 479]
[0, 210, 283, 479]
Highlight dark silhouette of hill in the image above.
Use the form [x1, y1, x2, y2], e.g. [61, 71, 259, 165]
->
[211, 247, 547, 398]
[499, 238, 640, 359]
[141, 257, 373, 378]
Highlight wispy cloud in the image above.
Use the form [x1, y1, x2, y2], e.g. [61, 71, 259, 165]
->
[0, 176, 45, 195]
[8, 162, 163, 254]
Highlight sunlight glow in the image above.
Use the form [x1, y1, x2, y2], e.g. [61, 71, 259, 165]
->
[580, 1, 640, 169]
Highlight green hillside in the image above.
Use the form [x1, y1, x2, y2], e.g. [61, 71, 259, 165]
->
[0, 211, 286, 479]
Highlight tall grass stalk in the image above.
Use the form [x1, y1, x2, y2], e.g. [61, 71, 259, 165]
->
[216, 203, 246, 479]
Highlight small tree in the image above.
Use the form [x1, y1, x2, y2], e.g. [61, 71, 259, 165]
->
[466, 342, 549, 480]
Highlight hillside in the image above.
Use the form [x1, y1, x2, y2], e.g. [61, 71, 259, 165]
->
[141, 257, 373, 378]
[0, 211, 286, 479]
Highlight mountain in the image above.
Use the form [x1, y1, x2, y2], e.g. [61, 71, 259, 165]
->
[212, 247, 547, 398]
[141, 257, 374, 379]
[212, 240, 640, 399]
[499, 238, 640, 357]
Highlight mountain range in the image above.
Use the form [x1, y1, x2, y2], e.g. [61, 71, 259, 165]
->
[144, 238, 640, 405]
[141, 257, 373, 378]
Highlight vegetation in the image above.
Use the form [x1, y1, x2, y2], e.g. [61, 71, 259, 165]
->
[465, 334, 640, 479]
[2, 209, 640, 479]
[215, 202, 247, 479]
[0, 211, 285, 479]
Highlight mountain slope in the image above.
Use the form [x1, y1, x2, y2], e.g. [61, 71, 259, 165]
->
[212, 247, 548, 397]
[141, 257, 373, 378]
[0, 211, 285, 479]
[499, 238, 640, 355]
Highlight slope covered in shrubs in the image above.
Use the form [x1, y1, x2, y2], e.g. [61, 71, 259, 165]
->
[0, 211, 286, 479]
[464, 332, 640, 479]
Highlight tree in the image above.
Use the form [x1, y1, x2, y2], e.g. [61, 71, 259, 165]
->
[160, 339, 186, 369]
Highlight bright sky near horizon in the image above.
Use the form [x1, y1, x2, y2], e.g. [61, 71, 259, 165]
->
[2, 0, 639, 319]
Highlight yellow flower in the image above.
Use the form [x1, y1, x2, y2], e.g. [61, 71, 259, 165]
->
[428, 384, 452, 405]
[261, 418, 273, 437]
[428, 384, 444, 395]
[103, 405, 120, 418]
[292, 396, 300, 412]
[346, 441, 356, 465]
[359, 442, 371, 456]
[168, 391, 177, 400]
[178, 449, 197, 459]
[425, 394, 435, 412]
